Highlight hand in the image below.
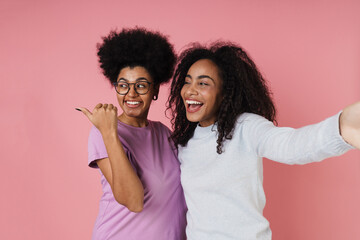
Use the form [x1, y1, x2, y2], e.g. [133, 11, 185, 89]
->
[77, 103, 118, 136]
[340, 101, 360, 149]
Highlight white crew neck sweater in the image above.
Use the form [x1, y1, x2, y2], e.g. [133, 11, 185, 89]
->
[178, 112, 353, 240]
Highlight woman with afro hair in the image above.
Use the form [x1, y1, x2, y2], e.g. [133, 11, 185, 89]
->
[167, 42, 359, 240]
[78, 28, 186, 240]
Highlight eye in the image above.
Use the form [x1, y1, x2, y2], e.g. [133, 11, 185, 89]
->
[118, 83, 128, 88]
[183, 79, 191, 85]
[199, 82, 209, 86]
[136, 82, 149, 88]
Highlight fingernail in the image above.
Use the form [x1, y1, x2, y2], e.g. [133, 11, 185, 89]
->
[75, 108, 81, 111]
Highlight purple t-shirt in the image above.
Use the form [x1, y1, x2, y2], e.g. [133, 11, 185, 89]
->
[88, 120, 187, 240]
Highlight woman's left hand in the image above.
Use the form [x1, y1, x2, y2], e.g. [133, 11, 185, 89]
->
[340, 101, 360, 149]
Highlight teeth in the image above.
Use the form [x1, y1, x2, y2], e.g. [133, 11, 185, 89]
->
[186, 100, 202, 105]
[126, 101, 140, 105]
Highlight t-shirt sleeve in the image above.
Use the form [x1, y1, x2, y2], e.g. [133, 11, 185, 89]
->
[88, 125, 108, 168]
[241, 112, 354, 165]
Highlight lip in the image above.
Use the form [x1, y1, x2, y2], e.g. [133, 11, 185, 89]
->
[184, 98, 203, 113]
[124, 100, 142, 108]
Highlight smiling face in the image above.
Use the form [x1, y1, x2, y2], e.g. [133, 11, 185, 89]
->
[180, 59, 223, 127]
[116, 66, 157, 125]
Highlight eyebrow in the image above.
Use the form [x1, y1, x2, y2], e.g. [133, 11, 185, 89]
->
[186, 74, 215, 82]
[118, 77, 149, 82]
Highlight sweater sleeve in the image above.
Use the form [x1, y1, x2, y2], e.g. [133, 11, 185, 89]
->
[241, 112, 354, 165]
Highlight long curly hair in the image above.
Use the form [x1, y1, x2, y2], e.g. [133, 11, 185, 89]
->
[97, 27, 176, 86]
[167, 42, 276, 154]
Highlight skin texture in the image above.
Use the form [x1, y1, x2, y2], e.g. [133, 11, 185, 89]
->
[79, 66, 158, 212]
[181, 59, 223, 127]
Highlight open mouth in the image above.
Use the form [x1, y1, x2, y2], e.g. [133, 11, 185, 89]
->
[186, 100, 203, 113]
[125, 100, 142, 108]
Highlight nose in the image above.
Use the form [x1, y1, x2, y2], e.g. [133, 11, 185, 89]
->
[184, 82, 197, 96]
[127, 83, 138, 97]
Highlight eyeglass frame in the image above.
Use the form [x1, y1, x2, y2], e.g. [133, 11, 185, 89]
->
[112, 80, 153, 95]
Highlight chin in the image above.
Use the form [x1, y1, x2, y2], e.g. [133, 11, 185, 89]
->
[124, 110, 143, 118]
[186, 114, 201, 123]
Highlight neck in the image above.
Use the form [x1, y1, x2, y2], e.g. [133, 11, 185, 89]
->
[118, 114, 148, 128]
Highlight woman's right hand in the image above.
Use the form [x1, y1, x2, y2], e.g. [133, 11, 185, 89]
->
[77, 103, 118, 136]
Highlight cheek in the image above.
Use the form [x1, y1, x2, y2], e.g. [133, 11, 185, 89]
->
[144, 95, 153, 106]
[116, 95, 125, 111]
[180, 86, 186, 99]
[117, 95, 123, 104]
[204, 89, 222, 108]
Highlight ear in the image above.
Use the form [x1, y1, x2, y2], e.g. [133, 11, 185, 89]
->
[152, 85, 160, 101]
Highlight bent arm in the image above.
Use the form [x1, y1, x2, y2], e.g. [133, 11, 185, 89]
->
[83, 104, 144, 212]
[98, 133, 144, 212]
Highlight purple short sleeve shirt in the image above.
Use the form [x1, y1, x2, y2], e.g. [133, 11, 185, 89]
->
[88, 120, 187, 240]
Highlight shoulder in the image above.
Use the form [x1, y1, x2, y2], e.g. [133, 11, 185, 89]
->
[236, 112, 271, 128]
[148, 120, 176, 149]
[88, 125, 102, 141]
[238, 112, 274, 125]
[87, 125, 107, 168]
[233, 113, 275, 139]
[237, 112, 268, 122]
[149, 120, 172, 135]
[88, 125, 106, 149]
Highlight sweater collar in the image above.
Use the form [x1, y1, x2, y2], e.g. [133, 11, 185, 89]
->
[193, 123, 218, 139]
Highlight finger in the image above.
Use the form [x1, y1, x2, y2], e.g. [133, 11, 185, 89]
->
[103, 103, 108, 109]
[108, 104, 114, 110]
[76, 107, 92, 119]
[95, 103, 103, 109]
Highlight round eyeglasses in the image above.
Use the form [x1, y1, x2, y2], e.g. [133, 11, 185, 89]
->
[113, 81, 152, 95]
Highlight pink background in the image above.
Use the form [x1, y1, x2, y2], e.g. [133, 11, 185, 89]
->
[1, 0, 359, 239]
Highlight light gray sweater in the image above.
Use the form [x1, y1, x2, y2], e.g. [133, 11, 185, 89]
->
[178, 112, 353, 240]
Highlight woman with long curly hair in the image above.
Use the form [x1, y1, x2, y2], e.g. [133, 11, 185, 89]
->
[167, 42, 359, 239]
[78, 28, 186, 240]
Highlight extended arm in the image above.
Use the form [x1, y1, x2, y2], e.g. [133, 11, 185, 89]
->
[80, 103, 144, 212]
[242, 103, 358, 164]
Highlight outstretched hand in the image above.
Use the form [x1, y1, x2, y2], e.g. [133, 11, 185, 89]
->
[77, 103, 118, 135]
[340, 101, 360, 149]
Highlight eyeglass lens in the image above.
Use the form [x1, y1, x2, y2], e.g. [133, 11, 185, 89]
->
[115, 81, 150, 95]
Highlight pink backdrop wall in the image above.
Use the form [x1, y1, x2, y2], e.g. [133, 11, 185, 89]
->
[1, 0, 359, 239]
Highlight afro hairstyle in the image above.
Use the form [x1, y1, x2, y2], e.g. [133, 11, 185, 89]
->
[97, 27, 176, 86]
